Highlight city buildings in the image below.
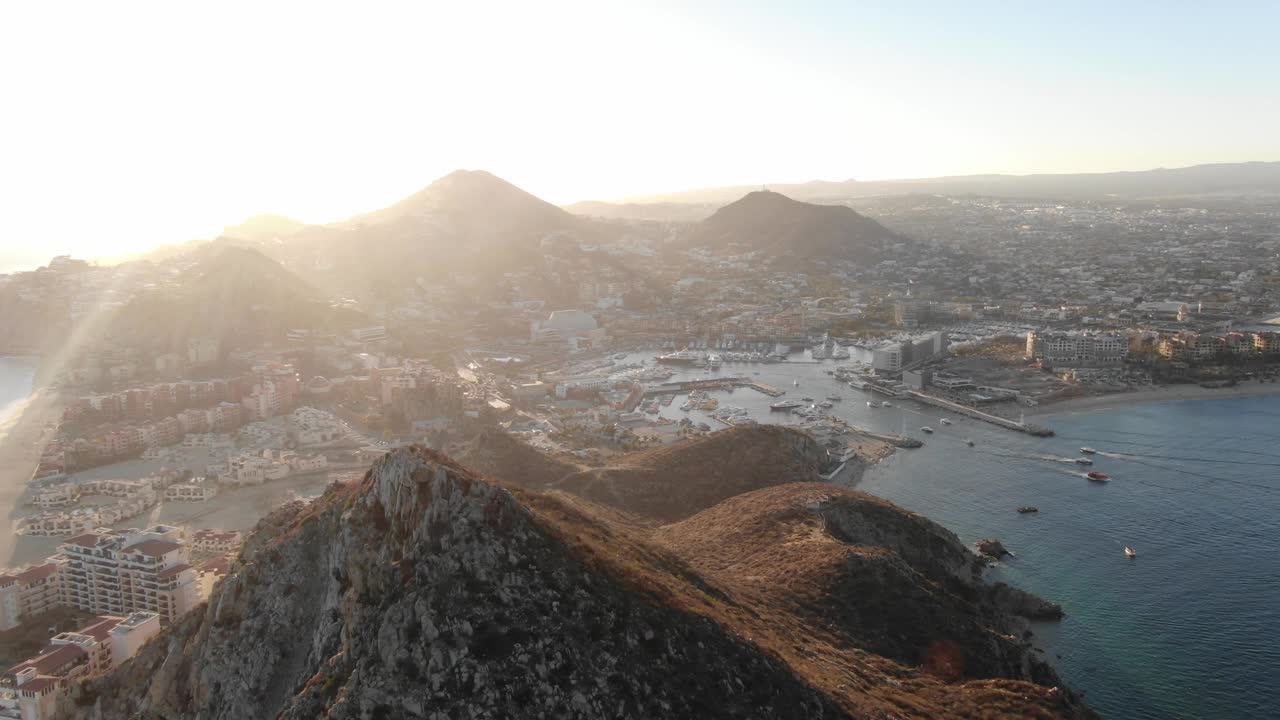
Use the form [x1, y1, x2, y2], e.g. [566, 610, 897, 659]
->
[0, 564, 61, 631]
[871, 331, 949, 372]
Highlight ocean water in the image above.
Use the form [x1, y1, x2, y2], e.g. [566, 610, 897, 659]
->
[0, 356, 37, 427]
[635, 354, 1278, 719]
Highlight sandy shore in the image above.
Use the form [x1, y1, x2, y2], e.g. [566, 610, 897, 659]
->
[0, 387, 65, 566]
[1029, 380, 1280, 417]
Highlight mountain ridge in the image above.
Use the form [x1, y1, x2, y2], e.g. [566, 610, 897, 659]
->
[62, 445, 1093, 719]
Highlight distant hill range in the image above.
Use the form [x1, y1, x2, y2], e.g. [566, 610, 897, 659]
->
[683, 190, 902, 270]
[568, 161, 1280, 219]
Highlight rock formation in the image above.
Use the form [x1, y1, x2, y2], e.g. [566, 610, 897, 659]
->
[62, 446, 1093, 719]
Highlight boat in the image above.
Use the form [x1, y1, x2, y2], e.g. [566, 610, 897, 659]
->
[656, 350, 703, 365]
[770, 399, 805, 411]
[801, 397, 814, 402]
[1080, 447, 1097, 454]
[1124, 546, 1137, 558]
[1016, 506, 1038, 513]
[819, 401, 834, 408]
[867, 401, 880, 408]
[1074, 457, 1094, 465]
[939, 418, 952, 425]
[920, 426, 934, 434]
[793, 380, 800, 387]
[1086, 471, 1109, 482]
[882, 401, 892, 407]
[826, 395, 842, 401]
[614, 353, 628, 360]
[966, 439, 975, 446]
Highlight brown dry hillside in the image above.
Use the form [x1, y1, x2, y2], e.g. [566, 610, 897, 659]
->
[64, 447, 1092, 719]
[555, 424, 828, 521]
[456, 428, 585, 488]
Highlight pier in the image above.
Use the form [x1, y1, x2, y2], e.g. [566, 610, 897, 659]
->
[907, 392, 1054, 436]
[645, 377, 785, 397]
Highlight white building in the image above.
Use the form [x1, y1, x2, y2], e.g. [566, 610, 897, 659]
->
[0, 565, 61, 631]
[164, 483, 218, 502]
[1026, 331, 1130, 367]
[57, 525, 200, 624]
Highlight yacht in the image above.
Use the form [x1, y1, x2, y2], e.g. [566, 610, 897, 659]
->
[1080, 447, 1098, 454]
[819, 400, 834, 408]
[1074, 457, 1094, 465]
[881, 401, 892, 407]
[657, 350, 703, 365]
[770, 399, 805, 411]
[826, 394, 842, 401]
[939, 418, 952, 425]
[920, 426, 934, 434]
[867, 401, 880, 408]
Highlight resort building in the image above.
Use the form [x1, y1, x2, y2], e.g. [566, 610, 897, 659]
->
[57, 526, 199, 624]
[0, 564, 62, 631]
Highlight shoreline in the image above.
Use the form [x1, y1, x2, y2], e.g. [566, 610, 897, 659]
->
[0, 384, 64, 567]
[1029, 380, 1280, 417]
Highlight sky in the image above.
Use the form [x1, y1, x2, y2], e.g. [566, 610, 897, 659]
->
[1, 0, 1278, 267]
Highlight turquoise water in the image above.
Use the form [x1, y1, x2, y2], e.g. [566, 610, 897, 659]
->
[0, 356, 37, 426]
[638, 355, 1278, 719]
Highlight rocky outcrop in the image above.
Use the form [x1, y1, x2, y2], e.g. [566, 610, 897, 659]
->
[63, 447, 1093, 720]
[976, 538, 1012, 560]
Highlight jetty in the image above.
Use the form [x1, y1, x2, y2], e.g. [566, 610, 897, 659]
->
[907, 392, 1054, 437]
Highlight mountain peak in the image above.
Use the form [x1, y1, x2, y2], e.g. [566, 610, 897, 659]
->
[689, 190, 900, 268]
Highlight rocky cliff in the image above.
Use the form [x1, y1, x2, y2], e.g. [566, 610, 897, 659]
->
[63, 446, 1093, 719]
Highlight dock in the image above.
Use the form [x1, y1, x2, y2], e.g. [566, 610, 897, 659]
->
[907, 392, 1054, 437]
[645, 377, 785, 397]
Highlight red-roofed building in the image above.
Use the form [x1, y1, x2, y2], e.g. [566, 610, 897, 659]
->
[0, 563, 62, 631]
[57, 525, 198, 623]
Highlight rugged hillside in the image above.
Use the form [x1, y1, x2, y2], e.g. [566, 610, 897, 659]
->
[686, 190, 901, 269]
[107, 246, 353, 354]
[64, 447, 1091, 719]
[456, 428, 585, 489]
[554, 424, 828, 521]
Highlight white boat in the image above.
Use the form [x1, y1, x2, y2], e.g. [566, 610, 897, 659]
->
[770, 400, 805, 411]
[819, 401, 834, 408]
[939, 418, 952, 425]
[1074, 458, 1093, 465]
[793, 380, 800, 387]
[882, 401, 892, 407]
[826, 395, 842, 401]
[867, 401, 879, 408]
[1080, 447, 1098, 454]
[920, 426, 934, 434]
[1124, 546, 1137, 558]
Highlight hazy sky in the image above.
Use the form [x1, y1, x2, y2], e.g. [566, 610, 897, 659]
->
[2, 0, 1278, 265]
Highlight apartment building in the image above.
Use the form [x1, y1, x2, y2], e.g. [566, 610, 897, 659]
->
[188, 529, 242, 556]
[57, 526, 199, 624]
[0, 565, 61, 631]
[0, 611, 161, 720]
[164, 483, 219, 502]
[1026, 331, 1129, 367]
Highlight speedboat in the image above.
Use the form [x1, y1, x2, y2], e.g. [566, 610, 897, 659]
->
[1080, 447, 1097, 454]
[793, 380, 800, 387]
[939, 418, 952, 425]
[1124, 546, 1137, 558]
[1016, 506, 1038, 513]
[826, 395, 842, 401]
[801, 397, 814, 402]
[867, 401, 880, 408]
[819, 401, 834, 408]
[882, 401, 893, 407]
[920, 426, 934, 434]
[966, 439, 975, 446]
[1086, 471, 1109, 482]
[1074, 458, 1094, 465]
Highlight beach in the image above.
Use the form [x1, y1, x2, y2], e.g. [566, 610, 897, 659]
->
[1030, 380, 1280, 416]
[0, 386, 65, 566]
